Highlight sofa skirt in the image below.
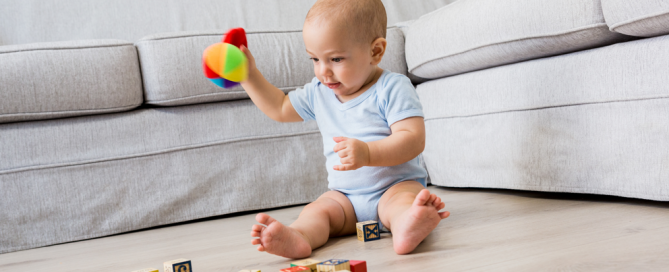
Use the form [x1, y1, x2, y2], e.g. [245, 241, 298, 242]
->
[418, 34, 669, 201]
[0, 99, 327, 254]
[422, 98, 669, 201]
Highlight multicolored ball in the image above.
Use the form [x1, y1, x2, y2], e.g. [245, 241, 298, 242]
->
[202, 28, 248, 88]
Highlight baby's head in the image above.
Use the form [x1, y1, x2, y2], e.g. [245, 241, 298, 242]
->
[303, 0, 387, 98]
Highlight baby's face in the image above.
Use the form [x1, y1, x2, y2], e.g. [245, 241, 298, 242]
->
[303, 21, 378, 99]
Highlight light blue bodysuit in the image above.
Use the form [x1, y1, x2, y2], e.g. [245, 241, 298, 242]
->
[288, 70, 428, 230]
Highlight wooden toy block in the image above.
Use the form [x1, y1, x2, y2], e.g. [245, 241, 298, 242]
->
[131, 269, 158, 272]
[290, 258, 320, 272]
[317, 259, 350, 272]
[280, 266, 310, 272]
[164, 258, 192, 272]
[356, 220, 380, 242]
[348, 260, 367, 272]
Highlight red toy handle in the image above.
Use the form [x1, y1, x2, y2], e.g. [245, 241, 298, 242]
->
[222, 27, 248, 48]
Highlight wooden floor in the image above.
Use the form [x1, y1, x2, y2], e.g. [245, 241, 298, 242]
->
[2, 186, 669, 271]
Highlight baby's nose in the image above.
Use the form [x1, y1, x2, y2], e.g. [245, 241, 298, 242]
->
[320, 65, 333, 77]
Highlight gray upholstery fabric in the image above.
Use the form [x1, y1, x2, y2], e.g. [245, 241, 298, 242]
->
[602, 0, 669, 37]
[423, 99, 669, 201]
[406, 0, 631, 79]
[0, 99, 326, 254]
[417, 35, 669, 201]
[0, 40, 143, 123]
[136, 28, 408, 106]
[0, 0, 455, 45]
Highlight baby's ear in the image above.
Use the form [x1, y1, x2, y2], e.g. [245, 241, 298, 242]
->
[371, 37, 387, 64]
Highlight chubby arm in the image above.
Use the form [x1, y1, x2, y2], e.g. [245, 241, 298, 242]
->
[239, 45, 303, 123]
[333, 116, 425, 171]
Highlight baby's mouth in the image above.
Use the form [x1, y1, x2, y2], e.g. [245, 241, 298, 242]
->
[325, 82, 341, 89]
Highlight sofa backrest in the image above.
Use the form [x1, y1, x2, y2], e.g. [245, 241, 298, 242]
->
[601, 0, 669, 37]
[0, 0, 456, 45]
[0, 40, 143, 124]
[0, 0, 457, 123]
[135, 27, 409, 107]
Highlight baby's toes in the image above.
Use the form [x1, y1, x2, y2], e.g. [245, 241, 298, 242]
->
[413, 189, 431, 206]
[252, 224, 264, 231]
[432, 196, 442, 207]
[256, 213, 277, 226]
[251, 230, 261, 237]
[426, 193, 438, 207]
[251, 238, 261, 245]
[435, 201, 446, 211]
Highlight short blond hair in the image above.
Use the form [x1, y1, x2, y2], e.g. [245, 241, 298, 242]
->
[305, 0, 387, 44]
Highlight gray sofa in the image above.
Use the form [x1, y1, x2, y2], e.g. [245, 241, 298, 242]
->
[410, 0, 669, 201]
[2, 0, 669, 255]
[0, 0, 454, 254]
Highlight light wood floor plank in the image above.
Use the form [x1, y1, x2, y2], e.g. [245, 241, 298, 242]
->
[1, 186, 668, 271]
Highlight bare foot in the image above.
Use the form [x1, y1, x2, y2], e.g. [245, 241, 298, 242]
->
[390, 189, 450, 254]
[250, 213, 312, 258]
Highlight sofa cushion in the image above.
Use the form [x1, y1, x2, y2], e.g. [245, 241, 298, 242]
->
[406, 0, 630, 79]
[0, 0, 455, 45]
[135, 28, 408, 106]
[0, 40, 143, 124]
[417, 35, 669, 201]
[0, 99, 326, 254]
[602, 0, 669, 37]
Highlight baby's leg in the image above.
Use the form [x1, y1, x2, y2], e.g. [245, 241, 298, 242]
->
[250, 190, 357, 258]
[378, 181, 450, 255]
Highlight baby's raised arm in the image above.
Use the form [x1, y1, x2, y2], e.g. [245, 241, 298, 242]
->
[239, 46, 303, 123]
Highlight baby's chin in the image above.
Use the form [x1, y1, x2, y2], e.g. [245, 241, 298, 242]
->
[334, 86, 369, 99]
[332, 86, 354, 95]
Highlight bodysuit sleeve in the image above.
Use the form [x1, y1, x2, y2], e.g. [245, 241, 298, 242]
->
[379, 73, 424, 126]
[288, 78, 318, 122]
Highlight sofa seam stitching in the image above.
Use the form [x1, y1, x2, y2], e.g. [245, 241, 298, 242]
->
[135, 26, 399, 42]
[409, 23, 610, 74]
[423, 96, 669, 121]
[0, 103, 141, 117]
[0, 131, 321, 175]
[135, 30, 303, 42]
[608, 10, 669, 32]
[146, 86, 300, 104]
[0, 43, 134, 54]
[431, 184, 669, 200]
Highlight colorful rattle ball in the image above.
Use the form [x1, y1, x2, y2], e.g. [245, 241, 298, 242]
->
[202, 27, 248, 88]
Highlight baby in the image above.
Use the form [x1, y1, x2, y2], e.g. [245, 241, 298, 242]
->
[240, 0, 450, 257]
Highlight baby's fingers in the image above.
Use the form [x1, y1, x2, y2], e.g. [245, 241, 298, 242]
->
[333, 164, 354, 171]
[337, 150, 348, 158]
[333, 142, 347, 153]
[240, 45, 256, 66]
[240, 45, 252, 56]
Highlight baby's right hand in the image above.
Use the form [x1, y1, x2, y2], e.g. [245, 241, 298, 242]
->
[240, 45, 258, 75]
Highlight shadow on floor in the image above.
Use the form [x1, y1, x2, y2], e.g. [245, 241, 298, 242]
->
[431, 186, 669, 209]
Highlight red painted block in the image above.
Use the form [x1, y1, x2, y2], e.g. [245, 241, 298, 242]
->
[280, 266, 310, 272]
[349, 260, 367, 272]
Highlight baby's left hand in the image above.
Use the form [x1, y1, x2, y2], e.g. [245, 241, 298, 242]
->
[333, 136, 370, 171]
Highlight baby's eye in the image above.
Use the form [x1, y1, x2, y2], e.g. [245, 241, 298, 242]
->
[310, 58, 319, 62]
[332, 58, 342, 62]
